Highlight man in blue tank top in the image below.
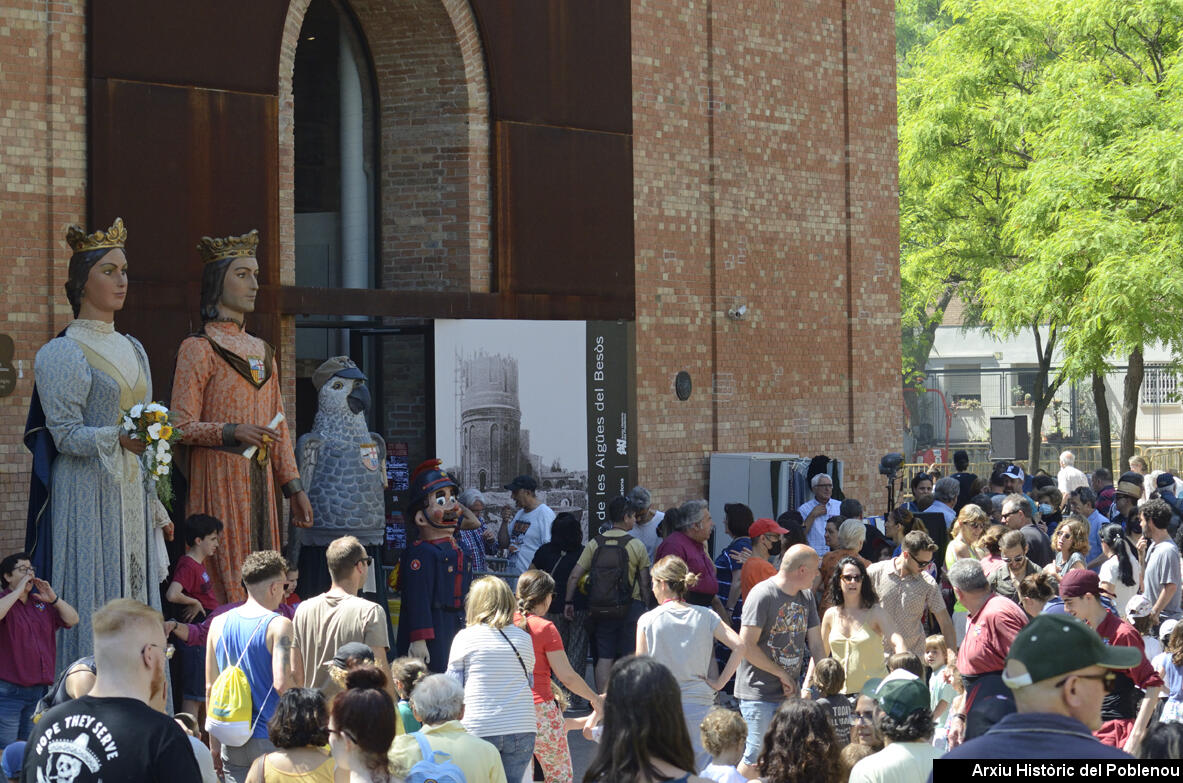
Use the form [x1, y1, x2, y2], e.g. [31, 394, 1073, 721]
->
[205, 550, 296, 783]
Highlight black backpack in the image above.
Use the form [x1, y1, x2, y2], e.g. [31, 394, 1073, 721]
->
[586, 533, 633, 619]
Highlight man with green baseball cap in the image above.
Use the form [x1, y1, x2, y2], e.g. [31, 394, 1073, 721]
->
[941, 614, 1138, 760]
[849, 670, 940, 783]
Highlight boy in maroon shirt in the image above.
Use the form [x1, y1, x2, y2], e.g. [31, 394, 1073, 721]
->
[1060, 568, 1163, 753]
[166, 514, 223, 717]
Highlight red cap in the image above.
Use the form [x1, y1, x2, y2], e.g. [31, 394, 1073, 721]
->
[749, 518, 788, 537]
[1059, 569, 1102, 599]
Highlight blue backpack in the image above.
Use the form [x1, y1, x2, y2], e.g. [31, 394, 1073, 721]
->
[406, 732, 466, 783]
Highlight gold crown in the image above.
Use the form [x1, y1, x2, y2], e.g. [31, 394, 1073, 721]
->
[65, 217, 127, 253]
[197, 229, 260, 264]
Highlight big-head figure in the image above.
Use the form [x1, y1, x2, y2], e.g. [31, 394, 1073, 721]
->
[395, 459, 474, 672]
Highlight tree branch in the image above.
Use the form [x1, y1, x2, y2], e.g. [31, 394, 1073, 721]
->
[1105, 24, 1152, 84]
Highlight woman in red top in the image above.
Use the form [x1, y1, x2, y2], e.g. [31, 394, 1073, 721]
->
[516, 570, 604, 783]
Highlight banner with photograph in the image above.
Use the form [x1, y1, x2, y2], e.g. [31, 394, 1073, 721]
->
[434, 319, 634, 540]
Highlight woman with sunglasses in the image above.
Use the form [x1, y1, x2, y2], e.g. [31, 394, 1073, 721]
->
[945, 505, 988, 642]
[818, 557, 907, 693]
[1046, 517, 1090, 577]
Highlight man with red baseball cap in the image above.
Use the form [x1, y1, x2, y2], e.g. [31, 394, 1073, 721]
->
[738, 518, 788, 599]
[1059, 568, 1162, 753]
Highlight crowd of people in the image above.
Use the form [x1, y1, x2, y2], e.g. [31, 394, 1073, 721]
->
[7, 448, 1183, 782]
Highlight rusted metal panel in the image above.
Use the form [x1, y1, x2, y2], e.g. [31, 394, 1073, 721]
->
[275, 286, 634, 321]
[90, 78, 281, 400]
[495, 121, 634, 297]
[90, 0, 290, 95]
[87, 0, 636, 338]
[470, 0, 631, 134]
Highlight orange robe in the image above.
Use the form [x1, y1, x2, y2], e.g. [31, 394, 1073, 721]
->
[171, 320, 300, 602]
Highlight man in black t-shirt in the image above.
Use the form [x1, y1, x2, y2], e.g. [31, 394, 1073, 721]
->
[950, 450, 978, 511]
[22, 599, 201, 783]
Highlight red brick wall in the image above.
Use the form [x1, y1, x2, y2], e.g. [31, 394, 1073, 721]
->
[631, 0, 902, 510]
[319, 0, 490, 294]
[0, 1, 88, 555]
[0, 0, 902, 553]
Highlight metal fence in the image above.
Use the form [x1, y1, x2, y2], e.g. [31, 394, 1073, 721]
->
[913, 365, 1183, 453]
[910, 368, 1099, 449]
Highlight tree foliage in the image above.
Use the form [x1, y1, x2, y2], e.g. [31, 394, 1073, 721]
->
[899, 0, 1183, 470]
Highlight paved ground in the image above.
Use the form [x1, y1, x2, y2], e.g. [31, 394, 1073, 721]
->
[566, 707, 597, 780]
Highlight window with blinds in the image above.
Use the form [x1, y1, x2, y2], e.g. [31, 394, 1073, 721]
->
[1142, 365, 1180, 406]
[945, 365, 982, 407]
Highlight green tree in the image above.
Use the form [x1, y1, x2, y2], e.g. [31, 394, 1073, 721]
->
[899, 0, 1183, 471]
[897, 0, 954, 76]
[899, 0, 1061, 468]
[1003, 0, 1183, 468]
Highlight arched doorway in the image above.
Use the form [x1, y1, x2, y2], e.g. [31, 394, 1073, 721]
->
[281, 0, 491, 463]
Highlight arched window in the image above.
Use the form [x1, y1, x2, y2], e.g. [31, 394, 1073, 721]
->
[293, 0, 376, 362]
[490, 423, 500, 472]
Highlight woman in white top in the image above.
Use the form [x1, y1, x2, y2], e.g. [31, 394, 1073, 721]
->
[446, 576, 536, 782]
[637, 556, 745, 769]
[1098, 523, 1142, 619]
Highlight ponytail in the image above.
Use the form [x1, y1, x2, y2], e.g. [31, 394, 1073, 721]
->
[651, 555, 699, 599]
[1101, 524, 1136, 588]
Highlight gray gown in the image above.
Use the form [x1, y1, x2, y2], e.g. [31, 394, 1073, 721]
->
[34, 327, 164, 670]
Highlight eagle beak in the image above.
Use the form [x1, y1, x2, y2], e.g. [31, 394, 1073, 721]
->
[347, 383, 370, 415]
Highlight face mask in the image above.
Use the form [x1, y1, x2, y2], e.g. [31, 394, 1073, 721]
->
[1038, 503, 1053, 516]
[767, 541, 783, 557]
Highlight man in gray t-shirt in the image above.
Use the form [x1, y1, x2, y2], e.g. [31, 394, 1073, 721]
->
[1139, 500, 1182, 622]
[735, 545, 824, 777]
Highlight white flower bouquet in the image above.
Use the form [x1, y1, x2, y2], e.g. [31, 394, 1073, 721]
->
[122, 401, 183, 510]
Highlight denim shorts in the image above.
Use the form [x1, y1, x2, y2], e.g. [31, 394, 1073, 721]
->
[739, 698, 779, 765]
[179, 642, 206, 702]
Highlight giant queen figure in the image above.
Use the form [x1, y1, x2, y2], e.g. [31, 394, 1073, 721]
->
[28, 218, 169, 668]
[171, 230, 312, 602]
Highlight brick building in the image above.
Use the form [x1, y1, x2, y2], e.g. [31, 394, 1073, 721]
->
[0, 0, 902, 555]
